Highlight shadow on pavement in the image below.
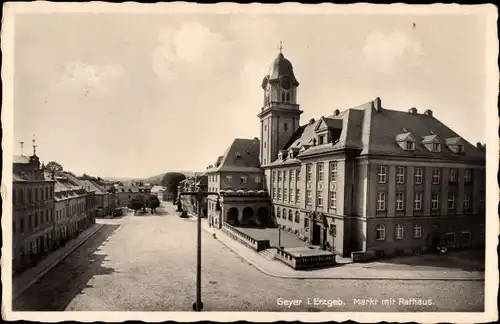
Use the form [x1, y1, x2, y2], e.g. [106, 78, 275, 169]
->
[370, 249, 485, 271]
[12, 224, 121, 311]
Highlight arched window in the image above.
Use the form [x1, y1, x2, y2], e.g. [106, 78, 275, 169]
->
[286, 92, 291, 102]
[375, 224, 385, 240]
[288, 209, 293, 221]
[294, 211, 300, 223]
[276, 207, 281, 218]
[283, 208, 287, 219]
[395, 224, 404, 240]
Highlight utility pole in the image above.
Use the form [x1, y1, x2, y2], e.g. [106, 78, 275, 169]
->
[178, 190, 221, 312]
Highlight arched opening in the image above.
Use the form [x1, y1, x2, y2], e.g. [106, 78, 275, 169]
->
[242, 207, 254, 226]
[256, 207, 269, 226]
[227, 207, 239, 226]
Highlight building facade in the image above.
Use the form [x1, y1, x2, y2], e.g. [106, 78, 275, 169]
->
[12, 154, 55, 274]
[259, 52, 485, 257]
[205, 138, 271, 228]
[114, 185, 151, 207]
[50, 173, 92, 247]
[200, 50, 486, 259]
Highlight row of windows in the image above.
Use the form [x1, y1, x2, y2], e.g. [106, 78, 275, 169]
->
[274, 169, 301, 183]
[211, 175, 261, 184]
[56, 202, 85, 221]
[13, 209, 53, 236]
[374, 224, 483, 241]
[375, 191, 483, 212]
[273, 188, 300, 204]
[376, 166, 475, 185]
[304, 190, 338, 211]
[305, 162, 338, 183]
[273, 162, 339, 185]
[13, 185, 53, 205]
[275, 207, 310, 229]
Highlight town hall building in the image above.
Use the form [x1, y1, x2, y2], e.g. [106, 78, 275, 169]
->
[204, 49, 486, 259]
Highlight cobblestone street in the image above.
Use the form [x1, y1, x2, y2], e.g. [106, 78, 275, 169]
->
[13, 204, 485, 312]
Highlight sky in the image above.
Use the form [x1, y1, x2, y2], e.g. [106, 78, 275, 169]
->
[12, 9, 491, 178]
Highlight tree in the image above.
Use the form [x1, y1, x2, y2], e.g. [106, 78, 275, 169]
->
[46, 161, 63, 173]
[148, 195, 160, 214]
[161, 172, 187, 200]
[128, 197, 144, 215]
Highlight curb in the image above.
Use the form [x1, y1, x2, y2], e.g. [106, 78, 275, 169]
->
[202, 225, 484, 282]
[13, 224, 106, 300]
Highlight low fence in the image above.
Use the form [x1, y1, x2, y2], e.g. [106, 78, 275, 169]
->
[351, 250, 376, 262]
[274, 248, 336, 270]
[222, 222, 270, 252]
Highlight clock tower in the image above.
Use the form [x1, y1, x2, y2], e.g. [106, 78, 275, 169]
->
[258, 47, 302, 166]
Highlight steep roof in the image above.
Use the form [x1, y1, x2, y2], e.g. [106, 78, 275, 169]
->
[13, 155, 30, 164]
[271, 98, 484, 164]
[363, 104, 484, 160]
[210, 138, 261, 172]
[275, 107, 364, 161]
[80, 180, 105, 194]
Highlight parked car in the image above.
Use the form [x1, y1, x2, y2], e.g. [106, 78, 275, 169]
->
[112, 208, 124, 217]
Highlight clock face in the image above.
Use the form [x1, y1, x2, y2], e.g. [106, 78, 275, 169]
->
[281, 77, 291, 90]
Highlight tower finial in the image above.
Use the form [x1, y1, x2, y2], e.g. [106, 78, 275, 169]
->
[279, 40, 283, 53]
[32, 134, 37, 156]
[20, 141, 24, 156]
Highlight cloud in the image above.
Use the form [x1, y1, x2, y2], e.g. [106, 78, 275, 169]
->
[56, 61, 124, 94]
[151, 22, 235, 82]
[362, 30, 424, 74]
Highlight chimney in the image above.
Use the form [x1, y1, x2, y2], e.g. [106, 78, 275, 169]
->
[408, 107, 417, 114]
[312, 138, 317, 146]
[309, 118, 315, 125]
[373, 97, 382, 112]
[334, 109, 340, 116]
[424, 109, 433, 117]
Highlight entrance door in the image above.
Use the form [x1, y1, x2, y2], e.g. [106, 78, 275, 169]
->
[431, 235, 440, 249]
[312, 222, 321, 245]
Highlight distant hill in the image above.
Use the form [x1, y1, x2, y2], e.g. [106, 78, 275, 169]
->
[106, 171, 200, 186]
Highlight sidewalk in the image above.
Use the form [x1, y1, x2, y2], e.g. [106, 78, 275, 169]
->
[201, 220, 484, 281]
[13, 223, 105, 299]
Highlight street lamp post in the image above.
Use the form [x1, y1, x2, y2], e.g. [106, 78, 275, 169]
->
[278, 225, 282, 248]
[178, 190, 221, 312]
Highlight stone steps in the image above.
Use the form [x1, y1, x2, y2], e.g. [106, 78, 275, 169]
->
[258, 248, 277, 261]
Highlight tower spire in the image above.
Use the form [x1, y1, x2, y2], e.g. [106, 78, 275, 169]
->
[279, 40, 283, 53]
[20, 141, 24, 156]
[32, 134, 37, 156]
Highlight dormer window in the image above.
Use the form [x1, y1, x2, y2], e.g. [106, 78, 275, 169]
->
[318, 135, 324, 145]
[288, 150, 294, 159]
[422, 134, 442, 152]
[445, 137, 465, 154]
[432, 143, 441, 152]
[278, 152, 283, 160]
[395, 132, 416, 151]
[405, 141, 415, 151]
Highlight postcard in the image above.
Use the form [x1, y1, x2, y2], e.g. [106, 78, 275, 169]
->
[1, 2, 498, 323]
